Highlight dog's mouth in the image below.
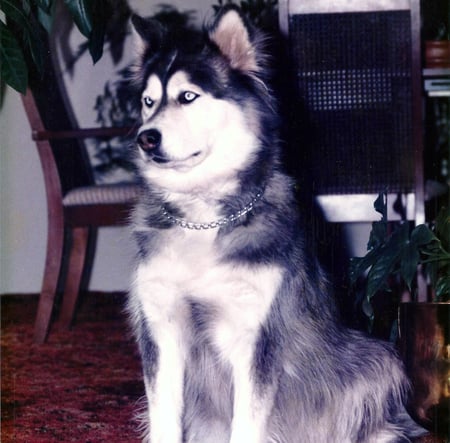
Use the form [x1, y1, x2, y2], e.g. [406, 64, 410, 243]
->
[148, 150, 204, 168]
[151, 155, 170, 164]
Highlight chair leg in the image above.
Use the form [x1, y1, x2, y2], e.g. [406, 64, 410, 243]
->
[59, 227, 90, 329]
[34, 216, 65, 344]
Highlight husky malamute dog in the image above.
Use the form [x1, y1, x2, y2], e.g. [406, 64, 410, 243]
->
[128, 6, 423, 443]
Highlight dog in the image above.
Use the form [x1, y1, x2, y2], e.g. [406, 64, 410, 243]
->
[127, 6, 425, 442]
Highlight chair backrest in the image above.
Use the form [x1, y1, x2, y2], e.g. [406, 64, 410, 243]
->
[26, 33, 95, 195]
[279, 0, 425, 224]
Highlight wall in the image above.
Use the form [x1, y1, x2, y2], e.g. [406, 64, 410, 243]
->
[0, 0, 214, 294]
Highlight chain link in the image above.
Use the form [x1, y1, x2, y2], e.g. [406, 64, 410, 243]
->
[161, 191, 263, 230]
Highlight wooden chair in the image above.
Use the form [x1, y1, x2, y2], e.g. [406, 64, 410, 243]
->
[21, 34, 140, 344]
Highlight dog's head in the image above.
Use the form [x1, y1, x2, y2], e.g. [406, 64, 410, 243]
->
[131, 6, 277, 196]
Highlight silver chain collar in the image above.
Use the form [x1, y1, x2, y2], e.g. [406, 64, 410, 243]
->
[161, 191, 264, 230]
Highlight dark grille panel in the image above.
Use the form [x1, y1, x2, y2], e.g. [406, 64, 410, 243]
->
[289, 11, 414, 194]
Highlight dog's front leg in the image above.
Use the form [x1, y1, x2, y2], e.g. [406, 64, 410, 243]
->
[140, 290, 187, 443]
[217, 322, 276, 443]
[210, 270, 281, 443]
[227, 334, 277, 443]
[146, 325, 185, 443]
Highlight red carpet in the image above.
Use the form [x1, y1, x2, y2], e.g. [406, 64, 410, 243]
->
[1, 293, 143, 443]
[2, 293, 444, 443]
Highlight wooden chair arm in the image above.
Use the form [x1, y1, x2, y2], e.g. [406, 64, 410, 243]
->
[32, 127, 135, 141]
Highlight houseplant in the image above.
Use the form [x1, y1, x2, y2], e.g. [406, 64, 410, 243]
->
[349, 192, 450, 320]
[0, 0, 132, 106]
[350, 192, 450, 436]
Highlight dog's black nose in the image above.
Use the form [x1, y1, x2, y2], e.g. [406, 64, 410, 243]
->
[137, 129, 161, 152]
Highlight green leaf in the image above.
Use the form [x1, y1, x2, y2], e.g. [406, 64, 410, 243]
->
[373, 191, 388, 220]
[435, 275, 450, 301]
[88, 30, 104, 63]
[64, 0, 92, 37]
[37, 5, 53, 33]
[0, 0, 29, 28]
[349, 248, 382, 284]
[22, 0, 31, 15]
[0, 21, 28, 93]
[393, 221, 411, 245]
[434, 207, 450, 251]
[389, 318, 399, 343]
[35, 0, 52, 13]
[349, 257, 366, 284]
[366, 251, 398, 300]
[362, 296, 374, 318]
[421, 238, 443, 256]
[400, 243, 420, 290]
[88, 0, 107, 63]
[22, 18, 46, 75]
[365, 223, 409, 299]
[410, 224, 437, 247]
[367, 220, 387, 250]
[0, 0, 46, 74]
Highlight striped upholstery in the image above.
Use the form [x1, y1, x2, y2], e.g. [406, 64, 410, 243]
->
[63, 183, 141, 206]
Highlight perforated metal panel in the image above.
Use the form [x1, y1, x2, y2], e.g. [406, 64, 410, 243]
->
[289, 11, 414, 195]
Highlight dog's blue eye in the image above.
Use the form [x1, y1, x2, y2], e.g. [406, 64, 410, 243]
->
[143, 96, 154, 108]
[179, 91, 199, 104]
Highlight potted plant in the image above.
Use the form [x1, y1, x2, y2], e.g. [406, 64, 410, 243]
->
[349, 191, 450, 437]
[0, 0, 133, 106]
[422, 0, 450, 69]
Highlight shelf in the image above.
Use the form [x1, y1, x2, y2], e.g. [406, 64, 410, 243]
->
[423, 68, 450, 96]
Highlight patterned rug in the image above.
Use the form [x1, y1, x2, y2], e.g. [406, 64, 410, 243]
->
[1, 293, 143, 443]
[1, 293, 445, 443]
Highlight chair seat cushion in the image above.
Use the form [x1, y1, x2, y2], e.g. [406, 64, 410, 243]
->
[63, 183, 141, 206]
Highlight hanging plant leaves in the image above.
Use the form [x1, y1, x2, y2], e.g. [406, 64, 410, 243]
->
[63, 0, 92, 38]
[88, 0, 108, 63]
[34, 0, 52, 12]
[23, 16, 46, 75]
[1, 0, 29, 27]
[0, 21, 28, 94]
[1, 0, 46, 75]
[0, 0, 129, 106]
[36, 3, 53, 33]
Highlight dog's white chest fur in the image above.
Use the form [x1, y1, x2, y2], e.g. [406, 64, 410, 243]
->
[134, 227, 283, 442]
[135, 227, 282, 359]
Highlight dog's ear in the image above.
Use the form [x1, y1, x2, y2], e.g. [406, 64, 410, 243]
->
[208, 6, 258, 73]
[131, 14, 164, 55]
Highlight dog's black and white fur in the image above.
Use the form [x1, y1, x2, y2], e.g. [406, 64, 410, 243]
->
[128, 6, 423, 442]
